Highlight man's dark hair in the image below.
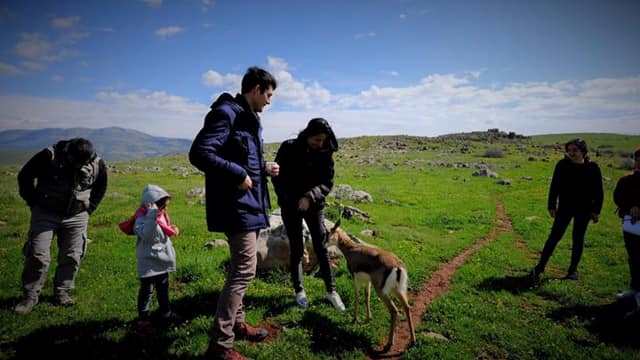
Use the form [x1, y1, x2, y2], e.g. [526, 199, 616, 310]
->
[67, 138, 96, 164]
[241, 66, 277, 94]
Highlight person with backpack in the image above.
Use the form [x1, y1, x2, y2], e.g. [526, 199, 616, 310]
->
[15, 138, 108, 314]
[272, 118, 345, 311]
[189, 66, 278, 360]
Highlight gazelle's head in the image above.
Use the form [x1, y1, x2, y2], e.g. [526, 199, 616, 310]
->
[327, 219, 351, 248]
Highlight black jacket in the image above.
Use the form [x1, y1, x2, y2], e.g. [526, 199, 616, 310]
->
[547, 158, 604, 214]
[272, 138, 335, 209]
[614, 170, 640, 217]
[189, 93, 270, 233]
[18, 141, 108, 216]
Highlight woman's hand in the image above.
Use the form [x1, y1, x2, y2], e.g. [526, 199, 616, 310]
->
[266, 161, 280, 177]
[548, 208, 556, 218]
[298, 197, 310, 212]
[590, 213, 599, 223]
[171, 225, 180, 236]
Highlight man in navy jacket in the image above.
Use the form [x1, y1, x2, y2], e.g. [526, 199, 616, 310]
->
[190, 66, 278, 359]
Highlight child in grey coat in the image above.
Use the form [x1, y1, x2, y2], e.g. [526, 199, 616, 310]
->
[125, 184, 179, 330]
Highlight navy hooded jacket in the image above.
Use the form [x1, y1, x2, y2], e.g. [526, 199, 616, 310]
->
[189, 93, 270, 233]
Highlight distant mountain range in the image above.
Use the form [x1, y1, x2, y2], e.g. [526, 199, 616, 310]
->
[0, 127, 192, 165]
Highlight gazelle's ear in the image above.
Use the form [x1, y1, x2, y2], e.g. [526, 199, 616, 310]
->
[331, 218, 341, 232]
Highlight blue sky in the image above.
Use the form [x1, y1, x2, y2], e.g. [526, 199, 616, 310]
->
[1, 0, 639, 141]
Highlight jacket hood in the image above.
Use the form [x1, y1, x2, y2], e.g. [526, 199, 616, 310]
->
[210, 92, 236, 109]
[296, 118, 338, 152]
[140, 184, 170, 205]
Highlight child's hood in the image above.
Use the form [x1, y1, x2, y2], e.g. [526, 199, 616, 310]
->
[140, 184, 170, 205]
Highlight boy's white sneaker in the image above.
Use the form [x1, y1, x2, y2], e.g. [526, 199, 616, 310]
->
[325, 291, 346, 312]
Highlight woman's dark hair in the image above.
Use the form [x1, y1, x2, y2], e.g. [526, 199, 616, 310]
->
[66, 138, 96, 165]
[565, 138, 589, 161]
[241, 66, 277, 94]
[297, 118, 338, 152]
[634, 147, 640, 160]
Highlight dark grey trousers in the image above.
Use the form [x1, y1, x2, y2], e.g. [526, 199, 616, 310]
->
[21, 206, 88, 299]
[535, 209, 591, 274]
[281, 206, 335, 294]
[138, 273, 170, 318]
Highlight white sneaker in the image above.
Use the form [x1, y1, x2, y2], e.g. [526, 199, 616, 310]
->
[325, 291, 346, 312]
[615, 290, 636, 300]
[295, 290, 309, 309]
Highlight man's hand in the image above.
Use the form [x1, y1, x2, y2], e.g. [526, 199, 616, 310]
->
[591, 213, 599, 224]
[266, 161, 280, 177]
[238, 175, 253, 190]
[548, 208, 556, 218]
[298, 197, 310, 212]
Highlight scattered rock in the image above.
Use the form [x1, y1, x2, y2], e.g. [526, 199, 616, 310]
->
[525, 216, 539, 222]
[424, 332, 450, 342]
[330, 184, 373, 203]
[472, 168, 498, 178]
[360, 229, 376, 237]
[384, 199, 400, 206]
[204, 239, 228, 249]
[0, 220, 6, 227]
[342, 206, 371, 222]
[521, 176, 533, 181]
[187, 187, 205, 198]
[496, 179, 511, 185]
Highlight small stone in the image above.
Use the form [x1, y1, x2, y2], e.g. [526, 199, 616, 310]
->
[204, 239, 228, 249]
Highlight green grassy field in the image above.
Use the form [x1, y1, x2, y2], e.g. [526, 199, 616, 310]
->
[0, 133, 638, 359]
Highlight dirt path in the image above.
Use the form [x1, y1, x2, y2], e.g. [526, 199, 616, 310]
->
[369, 201, 513, 359]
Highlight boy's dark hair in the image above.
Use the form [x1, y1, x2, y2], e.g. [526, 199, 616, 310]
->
[634, 147, 640, 160]
[241, 66, 277, 94]
[67, 138, 96, 164]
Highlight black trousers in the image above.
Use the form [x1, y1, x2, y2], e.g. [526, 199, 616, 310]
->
[138, 272, 170, 318]
[281, 206, 335, 293]
[535, 210, 591, 274]
[624, 232, 640, 291]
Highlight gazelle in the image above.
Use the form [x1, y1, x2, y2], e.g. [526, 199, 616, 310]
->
[328, 220, 416, 352]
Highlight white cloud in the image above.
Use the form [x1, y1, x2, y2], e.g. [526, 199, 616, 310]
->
[13, 33, 82, 67]
[0, 61, 22, 76]
[399, 13, 407, 19]
[354, 31, 376, 40]
[0, 91, 208, 139]
[266, 56, 332, 109]
[51, 75, 64, 82]
[142, 0, 162, 8]
[51, 16, 80, 29]
[201, 70, 241, 90]
[201, 0, 215, 11]
[382, 70, 399, 76]
[155, 26, 184, 38]
[1, 56, 638, 142]
[14, 33, 52, 60]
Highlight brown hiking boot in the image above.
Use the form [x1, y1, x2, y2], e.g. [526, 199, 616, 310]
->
[233, 322, 268, 342]
[206, 344, 247, 360]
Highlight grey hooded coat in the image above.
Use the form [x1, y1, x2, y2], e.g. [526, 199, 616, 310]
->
[134, 184, 177, 278]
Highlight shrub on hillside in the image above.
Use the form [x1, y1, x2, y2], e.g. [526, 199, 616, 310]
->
[483, 148, 504, 158]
